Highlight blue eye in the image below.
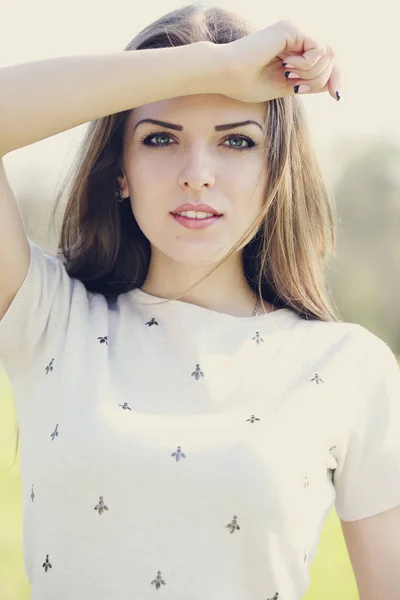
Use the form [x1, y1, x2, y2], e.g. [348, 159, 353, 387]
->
[140, 132, 258, 151]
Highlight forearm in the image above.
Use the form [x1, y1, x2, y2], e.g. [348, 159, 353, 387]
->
[0, 41, 223, 156]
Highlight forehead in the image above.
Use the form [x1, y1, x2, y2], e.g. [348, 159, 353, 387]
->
[126, 94, 266, 131]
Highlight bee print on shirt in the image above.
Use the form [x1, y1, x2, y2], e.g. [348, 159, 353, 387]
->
[151, 570, 166, 589]
[310, 373, 324, 385]
[146, 317, 159, 327]
[42, 554, 52, 572]
[94, 496, 109, 515]
[246, 414, 261, 423]
[226, 515, 240, 533]
[252, 331, 264, 345]
[45, 358, 55, 374]
[191, 364, 204, 380]
[119, 402, 132, 410]
[35, 319, 330, 597]
[171, 446, 186, 461]
[50, 424, 59, 441]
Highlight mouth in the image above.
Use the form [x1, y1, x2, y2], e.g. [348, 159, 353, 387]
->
[170, 212, 222, 230]
[170, 210, 223, 218]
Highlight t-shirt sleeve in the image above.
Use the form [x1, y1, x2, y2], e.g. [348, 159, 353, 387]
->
[334, 325, 400, 522]
[0, 237, 87, 378]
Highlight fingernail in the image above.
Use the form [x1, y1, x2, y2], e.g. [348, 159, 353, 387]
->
[285, 71, 301, 79]
[294, 85, 311, 94]
[336, 86, 342, 101]
[282, 62, 296, 69]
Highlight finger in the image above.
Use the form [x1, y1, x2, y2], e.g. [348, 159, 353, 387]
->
[288, 61, 340, 100]
[327, 63, 342, 100]
[313, 63, 342, 100]
[283, 41, 333, 71]
[283, 51, 333, 81]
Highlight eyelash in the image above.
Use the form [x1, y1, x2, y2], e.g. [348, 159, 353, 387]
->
[139, 131, 258, 152]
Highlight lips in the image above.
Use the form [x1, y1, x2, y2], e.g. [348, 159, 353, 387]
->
[171, 203, 222, 216]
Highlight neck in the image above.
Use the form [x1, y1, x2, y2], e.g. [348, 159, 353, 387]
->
[140, 250, 263, 317]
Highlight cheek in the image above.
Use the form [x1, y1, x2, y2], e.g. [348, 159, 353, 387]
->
[128, 164, 163, 214]
[130, 158, 174, 196]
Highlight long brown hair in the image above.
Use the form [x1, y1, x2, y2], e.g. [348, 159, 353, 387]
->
[49, 1, 341, 322]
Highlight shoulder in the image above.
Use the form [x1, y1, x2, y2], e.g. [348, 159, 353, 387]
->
[295, 315, 364, 347]
[336, 322, 400, 393]
[294, 317, 398, 371]
[300, 316, 390, 348]
[343, 322, 398, 365]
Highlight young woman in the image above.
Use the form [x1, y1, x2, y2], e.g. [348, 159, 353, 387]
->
[0, 4, 399, 600]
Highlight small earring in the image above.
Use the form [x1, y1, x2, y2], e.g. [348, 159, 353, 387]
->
[116, 188, 125, 203]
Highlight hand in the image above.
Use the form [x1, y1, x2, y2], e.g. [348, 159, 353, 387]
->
[216, 19, 341, 103]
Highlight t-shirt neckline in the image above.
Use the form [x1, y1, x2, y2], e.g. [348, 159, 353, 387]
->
[130, 288, 300, 326]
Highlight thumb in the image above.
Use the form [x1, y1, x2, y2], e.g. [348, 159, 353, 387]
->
[273, 20, 328, 68]
[298, 42, 327, 67]
[283, 35, 328, 70]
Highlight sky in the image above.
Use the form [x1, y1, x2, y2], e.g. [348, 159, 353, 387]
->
[0, 0, 398, 226]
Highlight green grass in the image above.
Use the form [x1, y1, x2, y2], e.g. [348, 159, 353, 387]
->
[2, 357, 399, 598]
[0, 369, 30, 600]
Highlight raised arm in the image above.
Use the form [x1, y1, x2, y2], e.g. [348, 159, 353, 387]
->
[0, 41, 224, 321]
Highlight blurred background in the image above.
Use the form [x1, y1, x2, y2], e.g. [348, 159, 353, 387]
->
[0, 0, 399, 598]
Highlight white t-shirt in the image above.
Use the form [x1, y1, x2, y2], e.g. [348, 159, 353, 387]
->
[1, 239, 400, 600]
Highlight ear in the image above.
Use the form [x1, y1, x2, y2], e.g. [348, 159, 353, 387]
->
[117, 172, 129, 197]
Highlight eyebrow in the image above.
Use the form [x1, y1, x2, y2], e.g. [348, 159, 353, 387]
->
[133, 118, 263, 132]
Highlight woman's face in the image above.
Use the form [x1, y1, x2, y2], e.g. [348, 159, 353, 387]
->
[119, 93, 267, 267]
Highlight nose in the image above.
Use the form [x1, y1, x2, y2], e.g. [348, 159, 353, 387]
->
[178, 147, 216, 191]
